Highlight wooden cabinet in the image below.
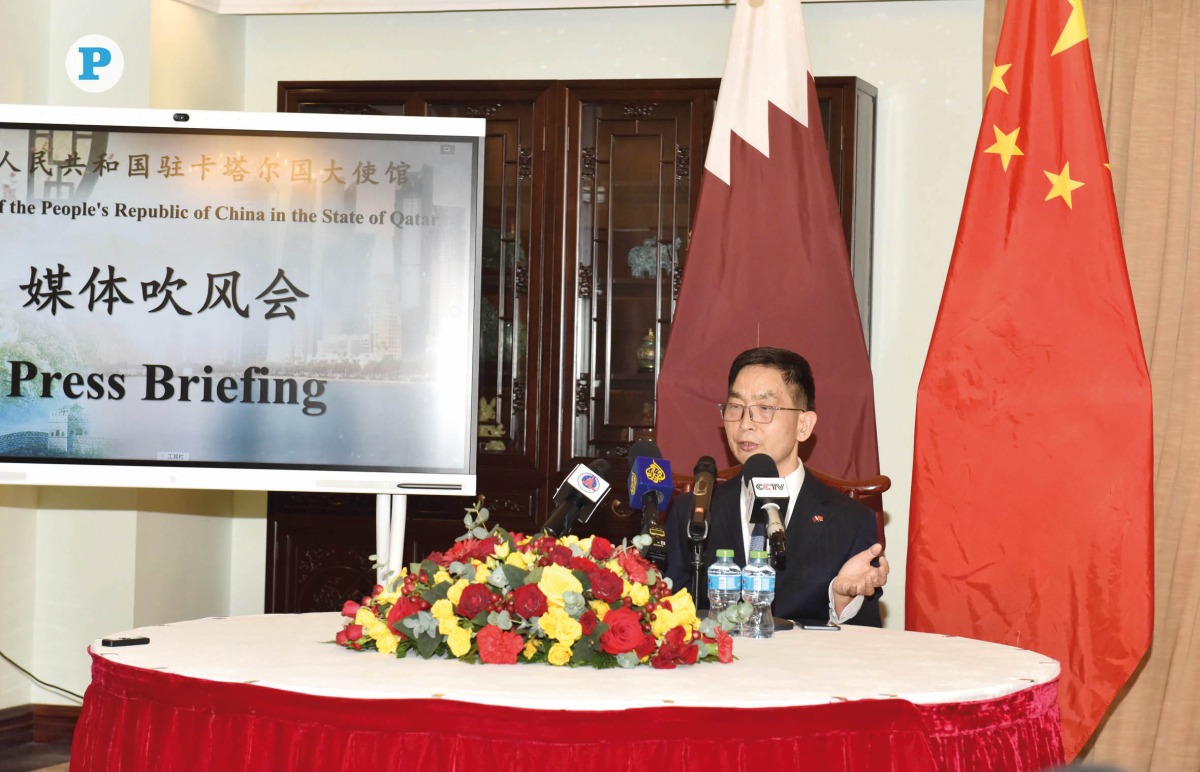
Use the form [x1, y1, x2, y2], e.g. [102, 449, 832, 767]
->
[267, 77, 875, 612]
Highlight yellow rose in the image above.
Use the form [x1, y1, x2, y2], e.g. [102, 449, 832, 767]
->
[474, 566, 491, 585]
[577, 536, 594, 554]
[372, 629, 399, 655]
[430, 599, 454, 620]
[354, 606, 377, 627]
[446, 578, 470, 605]
[375, 590, 402, 606]
[506, 551, 531, 569]
[664, 589, 698, 628]
[537, 564, 583, 608]
[363, 616, 390, 640]
[590, 600, 611, 621]
[547, 642, 573, 666]
[540, 606, 582, 647]
[523, 639, 541, 660]
[446, 623, 473, 657]
[651, 590, 699, 639]
[629, 583, 650, 607]
[651, 607, 677, 639]
[494, 541, 511, 559]
[539, 605, 564, 639]
[555, 617, 582, 647]
[433, 569, 452, 586]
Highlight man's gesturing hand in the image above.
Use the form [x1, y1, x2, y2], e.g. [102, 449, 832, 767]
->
[832, 543, 889, 600]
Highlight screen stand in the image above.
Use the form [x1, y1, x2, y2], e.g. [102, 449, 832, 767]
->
[375, 493, 408, 587]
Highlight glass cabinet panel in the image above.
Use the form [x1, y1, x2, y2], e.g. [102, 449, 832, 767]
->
[574, 98, 701, 458]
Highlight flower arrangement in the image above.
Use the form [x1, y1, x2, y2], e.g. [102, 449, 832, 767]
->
[334, 499, 734, 668]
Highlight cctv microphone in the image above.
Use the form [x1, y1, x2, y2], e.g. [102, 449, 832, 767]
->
[627, 440, 674, 566]
[544, 459, 612, 537]
[688, 455, 718, 542]
[744, 453, 789, 571]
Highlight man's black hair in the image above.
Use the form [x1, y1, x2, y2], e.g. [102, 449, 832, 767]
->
[727, 347, 815, 410]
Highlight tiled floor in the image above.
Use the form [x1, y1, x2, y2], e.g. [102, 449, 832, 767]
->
[0, 742, 71, 772]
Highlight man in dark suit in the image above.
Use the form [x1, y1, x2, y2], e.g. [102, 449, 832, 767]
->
[665, 347, 889, 626]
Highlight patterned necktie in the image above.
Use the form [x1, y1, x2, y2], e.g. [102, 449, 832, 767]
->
[749, 520, 767, 553]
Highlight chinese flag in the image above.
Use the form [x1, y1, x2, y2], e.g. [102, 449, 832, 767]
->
[655, 0, 878, 479]
[906, 0, 1153, 759]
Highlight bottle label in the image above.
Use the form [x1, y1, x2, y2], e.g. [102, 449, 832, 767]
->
[743, 573, 775, 593]
[708, 572, 740, 592]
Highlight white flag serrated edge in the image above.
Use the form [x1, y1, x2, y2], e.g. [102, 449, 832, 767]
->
[705, 0, 814, 186]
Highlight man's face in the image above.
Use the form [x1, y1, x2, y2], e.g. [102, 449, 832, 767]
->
[723, 364, 816, 477]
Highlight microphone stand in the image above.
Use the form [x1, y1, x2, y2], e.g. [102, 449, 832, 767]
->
[688, 527, 706, 604]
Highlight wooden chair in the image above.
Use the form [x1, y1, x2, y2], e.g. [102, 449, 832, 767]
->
[672, 465, 890, 549]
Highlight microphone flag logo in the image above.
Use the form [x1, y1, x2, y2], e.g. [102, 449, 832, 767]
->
[580, 473, 599, 492]
[645, 461, 667, 484]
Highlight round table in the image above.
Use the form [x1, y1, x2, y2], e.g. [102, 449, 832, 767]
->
[72, 613, 1064, 771]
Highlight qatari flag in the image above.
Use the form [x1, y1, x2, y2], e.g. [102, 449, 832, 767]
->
[656, 0, 878, 479]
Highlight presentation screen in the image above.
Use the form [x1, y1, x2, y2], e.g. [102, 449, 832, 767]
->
[0, 104, 483, 495]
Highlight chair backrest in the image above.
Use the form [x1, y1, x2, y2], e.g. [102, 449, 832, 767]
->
[673, 464, 890, 549]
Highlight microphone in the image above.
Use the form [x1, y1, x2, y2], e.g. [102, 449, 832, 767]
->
[688, 455, 718, 542]
[743, 453, 789, 571]
[543, 459, 612, 537]
[627, 439, 673, 565]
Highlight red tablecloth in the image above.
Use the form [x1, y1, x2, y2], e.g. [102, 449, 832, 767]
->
[72, 651, 1062, 771]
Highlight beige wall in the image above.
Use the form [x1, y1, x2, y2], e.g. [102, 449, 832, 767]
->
[0, 0, 983, 705]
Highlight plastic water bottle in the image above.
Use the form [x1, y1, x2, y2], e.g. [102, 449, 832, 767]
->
[741, 549, 776, 639]
[707, 548, 743, 629]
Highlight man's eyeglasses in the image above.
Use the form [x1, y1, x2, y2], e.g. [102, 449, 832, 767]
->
[718, 402, 807, 424]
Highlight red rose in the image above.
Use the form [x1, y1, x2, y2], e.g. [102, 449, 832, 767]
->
[651, 626, 699, 668]
[579, 610, 598, 635]
[456, 583, 494, 618]
[599, 607, 644, 655]
[634, 632, 657, 660]
[512, 584, 548, 619]
[476, 624, 525, 664]
[589, 537, 615, 561]
[570, 556, 601, 576]
[650, 650, 676, 669]
[617, 549, 653, 584]
[715, 627, 733, 664]
[386, 597, 424, 635]
[590, 568, 624, 603]
[338, 623, 364, 650]
[547, 545, 573, 567]
[341, 600, 361, 618]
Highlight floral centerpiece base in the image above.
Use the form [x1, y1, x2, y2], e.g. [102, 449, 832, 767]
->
[335, 502, 735, 669]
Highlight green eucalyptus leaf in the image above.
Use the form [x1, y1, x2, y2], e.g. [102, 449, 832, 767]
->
[500, 564, 528, 588]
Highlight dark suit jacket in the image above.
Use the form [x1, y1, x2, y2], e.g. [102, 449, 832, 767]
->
[665, 469, 882, 627]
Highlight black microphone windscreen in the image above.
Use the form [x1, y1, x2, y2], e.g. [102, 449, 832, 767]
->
[589, 458, 612, 480]
[742, 453, 778, 479]
[693, 455, 718, 478]
[628, 439, 662, 460]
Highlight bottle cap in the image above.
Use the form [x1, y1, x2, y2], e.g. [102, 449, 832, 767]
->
[749, 550, 769, 560]
[715, 548, 734, 558]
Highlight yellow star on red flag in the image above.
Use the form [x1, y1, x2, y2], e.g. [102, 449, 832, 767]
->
[984, 125, 1023, 170]
[988, 63, 1012, 95]
[1044, 162, 1085, 208]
